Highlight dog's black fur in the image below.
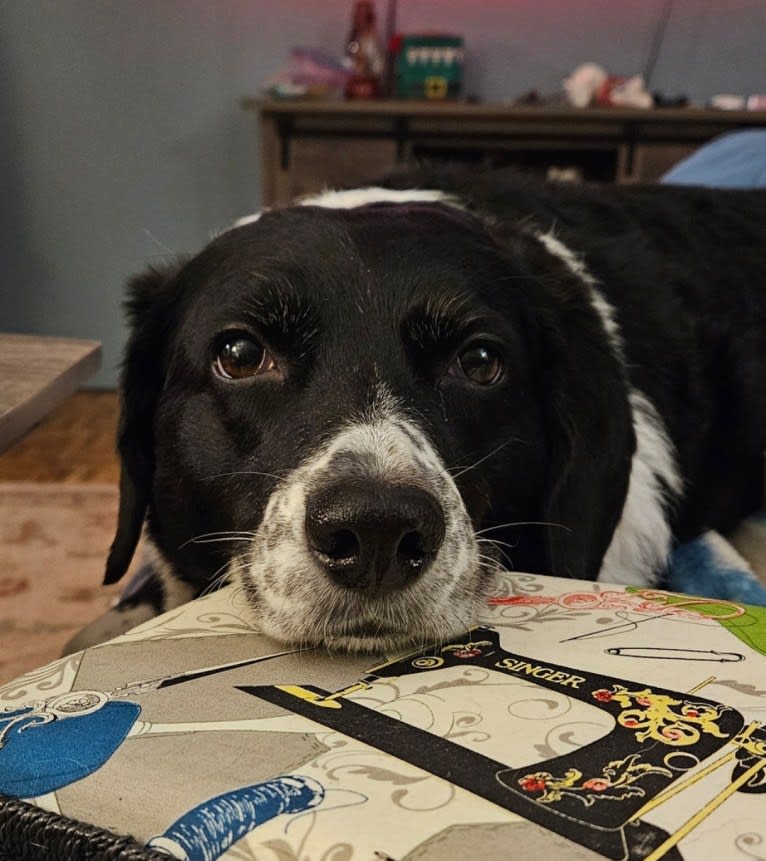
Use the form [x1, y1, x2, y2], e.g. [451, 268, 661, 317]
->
[102, 171, 766, 649]
[397, 171, 766, 541]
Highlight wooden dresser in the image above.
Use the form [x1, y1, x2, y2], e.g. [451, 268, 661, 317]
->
[244, 98, 766, 206]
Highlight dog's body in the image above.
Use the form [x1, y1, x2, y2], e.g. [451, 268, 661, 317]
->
[97, 172, 766, 652]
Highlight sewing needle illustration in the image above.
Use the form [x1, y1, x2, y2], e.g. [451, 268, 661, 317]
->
[560, 595, 745, 643]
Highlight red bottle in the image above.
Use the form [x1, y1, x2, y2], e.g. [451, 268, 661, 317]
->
[344, 0, 385, 99]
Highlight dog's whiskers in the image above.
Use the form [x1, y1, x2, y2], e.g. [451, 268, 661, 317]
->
[142, 228, 177, 258]
[479, 538, 516, 564]
[474, 520, 572, 535]
[201, 470, 287, 484]
[189, 536, 256, 546]
[199, 560, 237, 598]
[477, 534, 516, 562]
[476, 537, 515, 576]
[477, 536, 517, 552]
[448, 437, 525, 479]
[200, 554, 254, 598]
[180, 530, 257, 550]
[475, 546, 508, 564]
[476, 551, 510, 574]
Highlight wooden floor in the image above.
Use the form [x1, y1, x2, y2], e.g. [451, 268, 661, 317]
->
[0, 390, 120, 483]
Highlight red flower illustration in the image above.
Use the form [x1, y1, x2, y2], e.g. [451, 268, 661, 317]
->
[582, 777, 611, 792]
[453, 648, 481, 659]
[623, 718, 639, 727]
[560, 592, 601, 608]
[593, 689, 614, 703]
[519, 774, 548, 793]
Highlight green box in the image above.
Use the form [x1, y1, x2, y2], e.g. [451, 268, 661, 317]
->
[395, 34, 464, 100]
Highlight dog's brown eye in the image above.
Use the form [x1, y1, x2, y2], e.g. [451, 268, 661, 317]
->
[453, 344, 503, 385]
[213, 333, 277, 380]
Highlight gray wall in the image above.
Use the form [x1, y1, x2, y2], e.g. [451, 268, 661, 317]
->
[2, 0, 765, 387]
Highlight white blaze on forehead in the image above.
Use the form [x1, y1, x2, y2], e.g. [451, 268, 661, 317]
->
[232, 211, 264, 228]
[232, 187, 459, 230]
[298, 186, 457, 210]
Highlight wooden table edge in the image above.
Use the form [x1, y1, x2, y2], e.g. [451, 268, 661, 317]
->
[0, 339, 103, 453]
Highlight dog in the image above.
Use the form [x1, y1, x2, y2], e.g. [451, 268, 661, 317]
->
[94, 170, 766, 653]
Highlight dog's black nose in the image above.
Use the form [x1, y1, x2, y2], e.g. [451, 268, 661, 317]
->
[305, 481, 446, 595]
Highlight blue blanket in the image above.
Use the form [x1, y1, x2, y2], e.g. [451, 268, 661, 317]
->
[665, 514, 766, 605]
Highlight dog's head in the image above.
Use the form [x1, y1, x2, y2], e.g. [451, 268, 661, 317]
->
[106, 192, 633, 650]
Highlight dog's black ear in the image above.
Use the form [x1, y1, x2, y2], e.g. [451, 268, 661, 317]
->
[519, 246, 635, 581]
[542, 341, 634, 580]
[104, 264, 183, 584]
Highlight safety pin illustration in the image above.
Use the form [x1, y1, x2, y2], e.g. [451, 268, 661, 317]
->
[606, 647, 745, 662]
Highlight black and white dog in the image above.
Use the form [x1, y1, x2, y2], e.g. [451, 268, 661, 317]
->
[99, 171, 766, 652]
